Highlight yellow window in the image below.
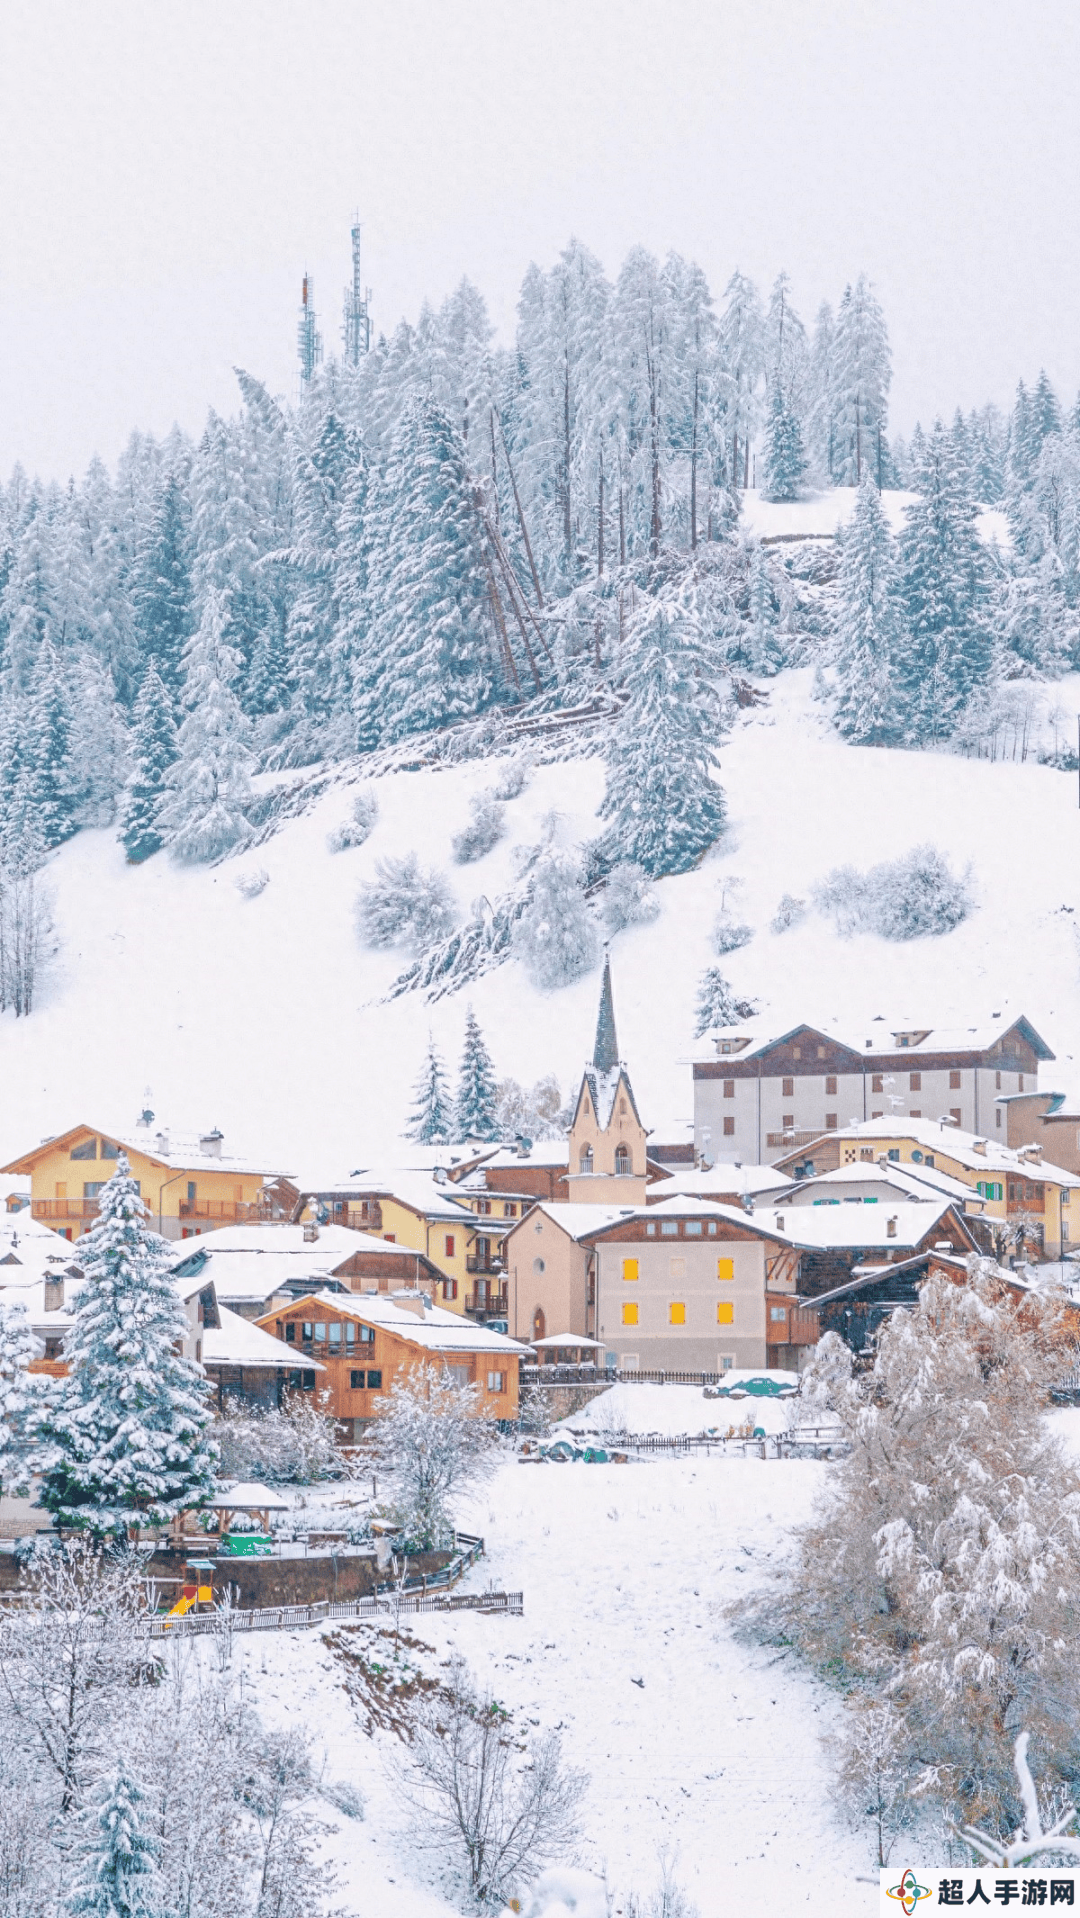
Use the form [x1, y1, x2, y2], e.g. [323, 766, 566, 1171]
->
[717, 1257, 734, 1282]
[622, 1301, 638, 1326]
[669, 1302, 686, 1325]
[622, 1258, 638, 1282]
[717, 1301, 734, 1325]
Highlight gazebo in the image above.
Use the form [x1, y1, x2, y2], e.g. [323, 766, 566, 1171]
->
[208, 1480, 291, 1542]
[531, 1333, 605, 1367]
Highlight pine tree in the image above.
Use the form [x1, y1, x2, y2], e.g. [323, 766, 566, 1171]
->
[833, 474, 905, 743]
[131, 471, 193, 697]
[831, 276, 892, 487]
[156, 587, 253, 862]
[597, 595, 726, 877]
[357, 398, 494, 746]
[694, 968, 758, 1037]
[409, 1033, 454, 1144]
[761, 384, 807, 502]
[68, 651, 128, 829]
[719, 271, 764, 489]
[67, 1768, 158, 1917]
[23, 638, 76, 848]
[747, 543, 783, 674]
[514, 847, 598, 990]
[0, 1296, 39, 1496]
[898, 420, 994, 743]
[117, 661, 177, 862]
[37, 1155, 216, 1536]
[455, 1006, 500, 1140]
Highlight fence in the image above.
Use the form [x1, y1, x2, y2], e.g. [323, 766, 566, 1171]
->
[147, 1587, 523, 1639]
[522, 1365, 746, 1387]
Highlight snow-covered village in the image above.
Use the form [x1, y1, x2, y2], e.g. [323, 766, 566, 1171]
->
[7, 7, 1080, 1917]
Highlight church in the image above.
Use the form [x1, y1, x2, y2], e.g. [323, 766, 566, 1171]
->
[566, 953, 648, 1206]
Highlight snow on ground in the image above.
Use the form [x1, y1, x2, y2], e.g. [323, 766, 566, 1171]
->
[740, 483, 1010, 550]
[232, 1453, 871, 1917]
[554, 1376, 801, 1439]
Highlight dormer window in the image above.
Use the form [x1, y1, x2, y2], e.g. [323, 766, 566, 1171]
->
[579, 1147, 594, 1175]
[614, 1146, 631, 1175]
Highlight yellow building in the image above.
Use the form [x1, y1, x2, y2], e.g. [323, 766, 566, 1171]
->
[1, 1122, 290, 1243]
[566, 955, 649, 1206]
[294, 1173, 505, 1319]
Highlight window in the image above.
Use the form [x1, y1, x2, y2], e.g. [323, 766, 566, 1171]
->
[83, 1182, 105, 1199]
[350, 1369, 365, 1389]
[445, 1235, 455, 1258]
[443, 1278, 459, 1300]
[579, 1147, 594, 1174]
[1019, 1074, 1025, 1091]
[886, 1218, 897, 1238]
[716, 1257, 734, 1282]
[996, 1070, 1002, 1089]
[345, 1322, 355, 1345]
[817, 1046, 826, 1059]
[476, 1200, 492, 1215]
[614, 1146, 631, 1175]
[860, 1148, 874, 1161]
[384, 1233, 396, 1243]
[684, 1221, 703, 1236]
[769, 1306, 787, 1322]
[825, 1076, 837, 1096]
[302, 1323, 314, 1342]
[718, 1353, 735, 1371]
[996, 1111, 1002, 1128]
[533, 1256, 546, 1274]
[723, 1079, 735, 1098]
[909, 1110, 921, 1119]
[925, 1154, 934, 1168]
[646, 1221, 657, 1236]
[669, 1257, 686, 1279]
[871, 1111, 883, 1120]
[792, 1046, 801, 1060]
[1008, 1183, 1016, 1202]
[1064, 1220, 1071, 1242]
[622, 1301, 638, 1326]
[487, 1371, 506, 1393]
[887, 1149, 900, 1162]
[313, 1322, 326, 1342]
[328, 1323, 342, 1347]
[909, 1072, 921, 1091]
[872, 1074, 884, 1094]
[950, 1108, 961, 1124]
[285, 1322, 295, 1343]
[717, 1301, 734, 1325]
[366, 1370, 383, 1390]
[357, 1324, 375, 1343]
[622, 1258, 638, 1282]
[669, 1302, 686, 1325]
[660, 1222, 679, 1236]
[503, 1203, 516, 1218]
[782, 1114, 794, 1130]
[532, 1308, 546, 1340]
[949, 1071, 961, 1090]
[825, 1114, 838, 1131]
[100, 1139, 119, 1160]
[723, 1115, 736, 1138]
[70, 1138, 96, 1160]
[187, 1182, 196, 1203]
[708, 1222, 717, 1235]
[782, 1077, 794, 1098]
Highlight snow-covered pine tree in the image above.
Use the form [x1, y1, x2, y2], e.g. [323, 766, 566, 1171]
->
[356, 398, 495, 746]
[597, 594, 726, 877]
[23, 638, 76, 848]
[156, 586, 254, 862]
[36, 1155, 216, 1536]
[67, 652, 128, 829]
[805, 301, 837, 484]
[67, 1767, 159, 1918]
[117, 660, 177, 862]
[694, 967, 758, 1037]
[833, 473, 905, 743]
[761, 384, 807, 503]
[747, 543, 783, 674]
[409, 1033, 454, 1144]
[131, 470, 193, 697]
[514, 847, 598, 989]
[898, 419, 995, 743]
[719, 271, 764, 489]
[0, 1296, 39, 1495]
[455, 1006, 500, 1140]
[831, 276, 892, 487]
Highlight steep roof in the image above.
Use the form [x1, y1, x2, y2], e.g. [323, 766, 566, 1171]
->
[276, 1291, 529, 1355]
[0, 1123, 288, 1179]
[593, 951, 619, 1074]
[690, 1014, 1054, 1066]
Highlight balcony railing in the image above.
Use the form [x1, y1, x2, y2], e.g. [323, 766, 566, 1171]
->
[466, 1256, 505, 1275]
[767, 1308, 820, 1346]
[32, 1199, 100, 1221]
[766, 1130, 825, 1151]
[465, 1289, 508, 1317]
[178, 1200, 257, 1223]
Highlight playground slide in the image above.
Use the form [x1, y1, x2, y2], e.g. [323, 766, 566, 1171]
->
[163, 1593, 194, 1624]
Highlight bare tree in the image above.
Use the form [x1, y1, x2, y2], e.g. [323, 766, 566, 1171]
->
[0, 831, 54, 1018]
[401, 1655, 585, 1905]
[367, 1362, 498, 1549]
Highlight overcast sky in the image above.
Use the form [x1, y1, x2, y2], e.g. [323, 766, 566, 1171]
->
[2, 0, 1079, 481]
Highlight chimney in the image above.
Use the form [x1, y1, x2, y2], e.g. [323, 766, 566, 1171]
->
[303, 1220, 319, 1243]
[971, 1138, 987, 1156]
[43, 1274, 65, 1312]
[887, 1216, 898, 1239]
[200, 1129, 224, 1158]
[391, 1291, 427, 1319]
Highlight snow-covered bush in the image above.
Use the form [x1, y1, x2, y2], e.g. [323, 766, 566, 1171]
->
[495, 1073, 573, 1142]
[514, 849, 599, 990]
[769, 892, 806, 934]
[777, 1266, 1080, 1836]
[452, 791, 505, 864]
[234, 866, 269, 899]
[812, 844, 974, 940]
[601, 863, 660, 935]
[711, 910, 753, 955]
[355, 853, 457, 951]
[694, 968, 759, 1037]
[0, 1298, 40, 1496]
[214, 1391, 342, 1486]
[326, 788, 379, 854]
[491, 754, 532, 801]
[366, 1363, 498, 1549]
[505, 1868, 609, 1918]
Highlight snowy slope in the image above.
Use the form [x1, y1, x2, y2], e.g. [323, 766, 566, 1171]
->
[3, 656, 1080, 1174]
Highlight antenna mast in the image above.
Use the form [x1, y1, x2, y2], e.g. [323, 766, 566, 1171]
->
[342, 215, 372, 366]
[297, 272, 323, 392]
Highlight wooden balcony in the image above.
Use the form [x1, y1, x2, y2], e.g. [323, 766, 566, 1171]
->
[178, 1200, 257, 1223]
[465, 1289, 508, 1318]
[766, 1306, 820, 1346]
[32, 1199, 100, 1221]
[466, 1255, 505, 1275]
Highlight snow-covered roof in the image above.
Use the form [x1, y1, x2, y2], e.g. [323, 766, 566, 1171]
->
[210, 1481, 292, 1510]
[295, 1291, 529, 1355]
[464, 1142, 570, 1171]
[296, 1170, 477, 1224]
[510, 1201, 637, 1243]
[202, 1304, 321, 1372]
[689, 1015, 1054, 1065]
[0, 1213, 84, 1275]
[650, 1164, 785, 1200]
[0, 1123, 290, 1179]
[532, 1332, 605, 1349]
[762, 1159, 979, 1207]
[760, 1197, 964, 1252]
[797, 1116, 1080, 1186]
[169, 1222, 424, 1305]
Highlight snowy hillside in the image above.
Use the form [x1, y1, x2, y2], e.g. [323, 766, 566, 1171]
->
[4, 644, 1080, 1173]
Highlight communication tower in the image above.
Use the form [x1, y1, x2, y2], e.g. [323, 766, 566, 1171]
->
[342, 216, 372, 365]
[297, 273, 323, 389]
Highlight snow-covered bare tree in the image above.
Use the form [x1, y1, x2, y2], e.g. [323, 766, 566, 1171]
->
[368, 1362, 497, 1548]
[0, 1298, 39, 1496]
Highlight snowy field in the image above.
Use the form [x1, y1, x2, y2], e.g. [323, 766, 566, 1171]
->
[4, 652, 1080, 1173]
[231, 1449, 870, 1917]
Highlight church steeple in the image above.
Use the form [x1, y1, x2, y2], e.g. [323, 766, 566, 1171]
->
[592, 949, 619, 1075]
